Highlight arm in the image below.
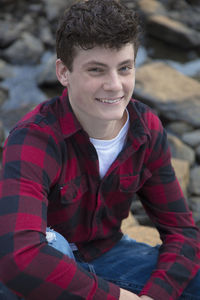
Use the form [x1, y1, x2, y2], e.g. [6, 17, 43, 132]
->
[138, 113, 200, 299]
[0, 124, 120, 300]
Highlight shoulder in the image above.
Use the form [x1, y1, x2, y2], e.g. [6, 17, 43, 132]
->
[8, 96, 63, 142]
[129, 99, 164, 134]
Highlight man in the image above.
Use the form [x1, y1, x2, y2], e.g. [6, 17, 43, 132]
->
[0, 0, 200, 299]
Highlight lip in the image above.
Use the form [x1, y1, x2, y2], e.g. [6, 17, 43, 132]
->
[95, 96, 124, 104]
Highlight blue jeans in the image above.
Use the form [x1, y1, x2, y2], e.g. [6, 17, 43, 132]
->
[48, 229, 200, 300]
[1, 229, 200, 299]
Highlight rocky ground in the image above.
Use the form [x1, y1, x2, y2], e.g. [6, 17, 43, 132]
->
[0, 0, 200, 244]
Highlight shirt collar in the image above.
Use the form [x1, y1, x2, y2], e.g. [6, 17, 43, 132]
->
[126, 99, 151, 151]
[59, 88, 151, 145]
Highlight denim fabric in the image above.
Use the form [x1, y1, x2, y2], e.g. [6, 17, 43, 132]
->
[49, 230, 200, 300]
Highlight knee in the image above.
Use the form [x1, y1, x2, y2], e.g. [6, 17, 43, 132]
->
[46, 228, 75, 259]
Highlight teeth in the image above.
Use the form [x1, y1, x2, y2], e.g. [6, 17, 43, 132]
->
[96, 97, 123, 103]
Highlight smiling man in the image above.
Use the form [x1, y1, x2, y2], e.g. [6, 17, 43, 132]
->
[0, 1, 200, 300]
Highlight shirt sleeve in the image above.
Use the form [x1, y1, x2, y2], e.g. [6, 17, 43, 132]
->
[0, 124, 120, 300]
[138, 112, 200, 300]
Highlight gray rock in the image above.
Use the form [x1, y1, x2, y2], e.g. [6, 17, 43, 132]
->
[37, 54, 57, 86]
[167, 133, 195, 166]
[43, 0, 74, 21]
[146, 15, 200, 48]
[182, 130, 200, 148]
[38, 19, 54, 47]
[166, 122, 193, 136]
[3, 32, 44, 65]
[0, 86, 8, 106]
[134, 62, 200, 126]
[189, 166, 200, 195]
[196, 145, 200, 162]
[0, 120, 5, 146]
[0, 59, 14, 80]
[189, 196, 200, 226]
[0, 19, 24, 48]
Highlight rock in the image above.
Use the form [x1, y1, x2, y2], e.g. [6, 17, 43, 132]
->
[121, 212, 161, 246]
[137, 0, 166, 16]
[121, 212, 139, 231]
[0, 59, 14, 80]
[146, 15, 200, 48]
[171, 158, 190, 196]
[131, 198, 153, 226]
[166, 122, 193, 136]
[3, 32, 44, 64]
[38, 18, 54, 47]
[0, 19, 24, 48]
[37, 53, 57, 86]
[0, 86, 8, 106]
[43, 0, 74, 21]
[189, 166, 200, 195]
[0, 65, 46, 132]
[134, 62, 200, 127]
[196, 145, 200, 163]
[122, 222, 161, 246]
[188, 196, 200, 225]
[0, 120, 5, 146]
[167, 133, 195, 166]
[182, 130, 200, 148]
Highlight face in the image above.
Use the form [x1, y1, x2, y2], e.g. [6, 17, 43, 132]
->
[56, 43, 135, 133]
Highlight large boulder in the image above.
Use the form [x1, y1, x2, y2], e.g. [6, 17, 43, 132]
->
[134, 62, 200, 127]
[3, 32, 44, 64]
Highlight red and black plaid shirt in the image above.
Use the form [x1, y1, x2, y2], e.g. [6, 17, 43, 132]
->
[0, 88, 200, 300]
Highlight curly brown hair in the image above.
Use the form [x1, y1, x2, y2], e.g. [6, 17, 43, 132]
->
[56, 0, 140, 71]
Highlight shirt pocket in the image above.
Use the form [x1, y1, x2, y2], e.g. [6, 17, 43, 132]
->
[60, 174, 88, 205]
[119, 168, 152, 193]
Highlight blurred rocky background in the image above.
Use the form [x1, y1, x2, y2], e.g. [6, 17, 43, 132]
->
[0, 0, 200, 243]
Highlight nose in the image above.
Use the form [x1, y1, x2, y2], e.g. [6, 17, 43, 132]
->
[103, 71, 122, 92]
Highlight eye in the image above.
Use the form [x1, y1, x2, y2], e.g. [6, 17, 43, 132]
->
[119, 66, 132, 73]
[87, 67, 104, 74]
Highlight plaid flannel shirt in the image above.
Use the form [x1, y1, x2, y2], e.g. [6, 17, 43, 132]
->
[0, 88, 200, 300]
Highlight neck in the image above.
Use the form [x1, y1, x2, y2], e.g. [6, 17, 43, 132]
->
[82, 110, 127, 140]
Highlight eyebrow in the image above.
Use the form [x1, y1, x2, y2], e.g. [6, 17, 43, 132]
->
[84, 59, 134, 68]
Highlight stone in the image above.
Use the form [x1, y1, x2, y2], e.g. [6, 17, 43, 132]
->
[166, 122, 193, 136]
[43, 0, 74, 21]
[38, 19, 54, 47]
[182, 130, 200, 148]
[0, 59, 14, 80]
[196, 145, 200, 163]
[137, 0, 166, 16]
[146, 15, 200, 48]
[188, 196, 200, 225]
[0, 19, 24, 48]
[171, 158, 190, 196]
[121, 212, 139, 231]
[122, 222, 161, 246]
[189, 166, 200, 195]
[0, 120, 5, 146]
[37, 53, 57, 86]
[121, 210, 161, 246]
[167, 133, 195, 166]
[3, 32, 44, 64]
[134, 62, 200, 127]
[0, 86, 8, 107]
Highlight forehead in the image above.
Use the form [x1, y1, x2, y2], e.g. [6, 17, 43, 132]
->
[73, 43, 135, 67]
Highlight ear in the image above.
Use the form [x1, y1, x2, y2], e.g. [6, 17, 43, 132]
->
[56, 59, 70, 87]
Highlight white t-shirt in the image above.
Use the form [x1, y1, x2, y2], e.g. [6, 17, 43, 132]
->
[90, 110, 129, 179]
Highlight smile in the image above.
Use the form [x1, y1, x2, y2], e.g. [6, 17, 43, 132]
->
[95, 96, 124, 104]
